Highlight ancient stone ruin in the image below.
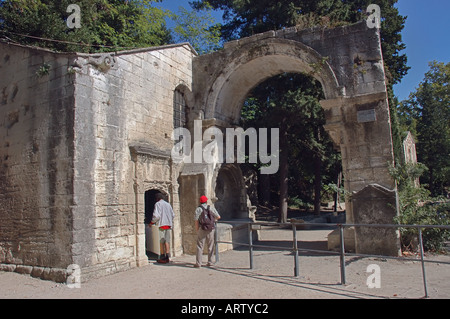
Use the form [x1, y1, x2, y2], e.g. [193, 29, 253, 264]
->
[0, 21, 400, 282]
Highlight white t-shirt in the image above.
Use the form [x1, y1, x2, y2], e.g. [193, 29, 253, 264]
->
[151, 200, 175, 228]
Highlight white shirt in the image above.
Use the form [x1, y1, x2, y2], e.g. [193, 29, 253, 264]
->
[151, 200, 175, 228]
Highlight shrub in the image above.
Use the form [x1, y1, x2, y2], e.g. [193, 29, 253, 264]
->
[390, 163, 450, 252]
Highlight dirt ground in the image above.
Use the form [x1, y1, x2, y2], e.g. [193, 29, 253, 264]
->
[1, 224, 449, 300]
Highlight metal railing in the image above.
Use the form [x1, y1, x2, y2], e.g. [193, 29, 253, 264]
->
[214, 220, 450, 298]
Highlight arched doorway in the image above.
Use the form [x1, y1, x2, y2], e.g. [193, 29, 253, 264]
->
[214, 164, 247, 221]
[203, 38, 340, 124]
[144, 189, 167, 259]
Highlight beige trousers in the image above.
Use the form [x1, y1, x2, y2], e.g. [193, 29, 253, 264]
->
[196, 229, 215, 267]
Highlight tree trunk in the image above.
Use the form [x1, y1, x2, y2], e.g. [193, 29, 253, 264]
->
[258, 173, 271, 206]
[279, 128, 289, 223]
[313, 127, 322, 216]
[334, 171, 342, 212]
[313, 153, 322, 216]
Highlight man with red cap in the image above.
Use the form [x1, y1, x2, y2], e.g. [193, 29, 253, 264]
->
[194, 195, 220, 268]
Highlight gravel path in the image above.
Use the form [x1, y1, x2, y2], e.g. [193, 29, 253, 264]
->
[1, 227, 449, 299]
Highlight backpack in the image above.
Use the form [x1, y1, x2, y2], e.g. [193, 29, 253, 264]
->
[198, 205, 215, 231]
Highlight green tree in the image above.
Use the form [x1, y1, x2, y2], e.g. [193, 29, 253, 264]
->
[170, 3, 221, 55]
[0, 0, 172, 52]
[400, 61, 450, 196]
[241, 73, 338, 221]
[390, 162, 450, 252]
[0, 0, 222, 54]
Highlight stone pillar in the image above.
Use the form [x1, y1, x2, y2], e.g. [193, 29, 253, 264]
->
[134, 182, 148, 268]
[352, 184, 401, 256]
[170, 180, 183, 257]
[179, 173, 206, 255]
[322, 92, 401, 256]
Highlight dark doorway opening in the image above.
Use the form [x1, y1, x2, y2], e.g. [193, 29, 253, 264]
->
[214, 166, 241, 220]
[145, 189, 164, 260]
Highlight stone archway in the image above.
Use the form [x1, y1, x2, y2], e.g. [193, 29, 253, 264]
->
[203, 38, 341, 124]
[214, 164, 248, 221]
[192, 22, 401, 256]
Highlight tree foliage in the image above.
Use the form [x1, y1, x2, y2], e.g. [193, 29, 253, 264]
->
[241, 73, 340, 221]
[0, 0, 173, 52]
[0, 0, 221, 54]
[170, 3, 221, 55]
[399, 61, 450, 197]
[391, 63, 450, 250]
[390, 162, 450, 252]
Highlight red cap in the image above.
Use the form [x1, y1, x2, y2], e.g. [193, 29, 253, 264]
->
[200, 195, 208, 203]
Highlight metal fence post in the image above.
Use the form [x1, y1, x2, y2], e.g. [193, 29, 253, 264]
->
[339, 224, 346, 285]
[215, 221, 219, 263]
[418, 227, 429, 298]
[248, 223, 254, 269]
[213, 220, 449, 296]
[293, 223, 299, 277]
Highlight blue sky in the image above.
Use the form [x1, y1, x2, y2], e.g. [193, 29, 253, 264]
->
[393, 0, 450, 101]
[159, 0, 449, 102]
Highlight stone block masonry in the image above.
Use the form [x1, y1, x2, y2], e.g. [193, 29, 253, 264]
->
[0, 42, 196, 282]
[0, 45, 76, 281]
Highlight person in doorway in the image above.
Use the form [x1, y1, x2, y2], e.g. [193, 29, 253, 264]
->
[150, 193, 175, 264]
[194, 195, 221, 268]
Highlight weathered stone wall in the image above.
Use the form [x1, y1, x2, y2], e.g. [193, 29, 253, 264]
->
[179, 173, 205, 254]
[0, 44, 76, 281]
[0, 42, 196, 281]
[69, 43, 196, 280]
[193, 21, 387, 125]
[295, 22, 388, 98]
